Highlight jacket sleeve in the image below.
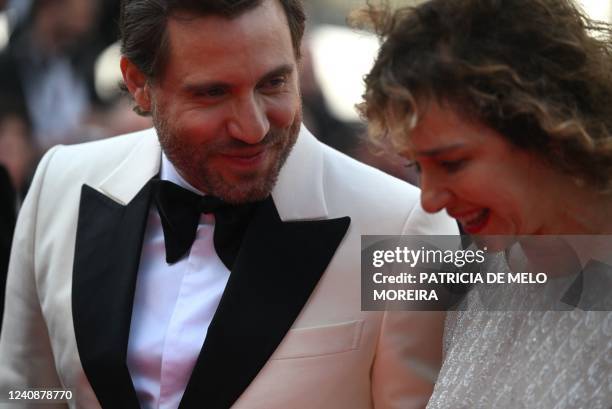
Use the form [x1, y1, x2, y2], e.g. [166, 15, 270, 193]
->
[0, 146, 67, 409]
[371, 203, 458, 409]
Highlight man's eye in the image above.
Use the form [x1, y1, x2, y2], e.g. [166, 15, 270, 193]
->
[196, 87, 227, 98]
[261, 76, 287, 90]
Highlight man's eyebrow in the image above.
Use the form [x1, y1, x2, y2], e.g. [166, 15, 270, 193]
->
[182, 64, 295, 94]
[415, 143, 466, 157]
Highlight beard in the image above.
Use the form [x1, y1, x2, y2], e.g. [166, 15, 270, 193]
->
[153, 105, 301, 204]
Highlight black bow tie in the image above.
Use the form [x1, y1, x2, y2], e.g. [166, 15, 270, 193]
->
[152, 179, 259, 269]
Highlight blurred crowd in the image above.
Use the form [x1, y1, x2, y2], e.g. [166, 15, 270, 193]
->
[0, 0, 152, 200]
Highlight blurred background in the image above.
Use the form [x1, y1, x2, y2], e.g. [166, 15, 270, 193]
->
[0, 0, 610, 200]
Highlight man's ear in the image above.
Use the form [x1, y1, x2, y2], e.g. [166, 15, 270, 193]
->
[120, 56, 152, 113]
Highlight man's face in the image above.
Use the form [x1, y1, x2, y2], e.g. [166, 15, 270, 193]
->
[148, 0, 301, 203]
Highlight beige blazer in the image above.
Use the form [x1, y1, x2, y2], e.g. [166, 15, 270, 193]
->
[0, 126, 458, 409]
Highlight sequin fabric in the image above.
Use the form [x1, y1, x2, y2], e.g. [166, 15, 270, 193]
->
[426, 265, 612, 409]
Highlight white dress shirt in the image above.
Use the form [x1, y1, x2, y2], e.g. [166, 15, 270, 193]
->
[127, 153, 231, 409]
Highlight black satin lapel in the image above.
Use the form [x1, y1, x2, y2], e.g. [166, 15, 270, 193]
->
[72, 183, 152, 409]
[179, 197, 351, 409]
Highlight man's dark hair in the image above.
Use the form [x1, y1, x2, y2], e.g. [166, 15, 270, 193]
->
[120, 0, 305, 81]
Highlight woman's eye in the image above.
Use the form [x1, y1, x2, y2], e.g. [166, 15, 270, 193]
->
[405, 161, 422, 173]
[439, 159, 466, 173]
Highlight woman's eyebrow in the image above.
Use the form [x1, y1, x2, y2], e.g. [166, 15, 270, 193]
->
[415, 143, 466, 157]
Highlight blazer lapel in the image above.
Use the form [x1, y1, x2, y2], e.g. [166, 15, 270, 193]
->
[179, 197, 350, 409]
[72, 129, 161, 409]
[72, 182, 153, 409]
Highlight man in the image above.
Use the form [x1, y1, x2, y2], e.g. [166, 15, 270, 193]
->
[0, 1, 457, 408]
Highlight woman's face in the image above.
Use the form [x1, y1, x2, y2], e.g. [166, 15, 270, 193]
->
[406, 101, 568, 236]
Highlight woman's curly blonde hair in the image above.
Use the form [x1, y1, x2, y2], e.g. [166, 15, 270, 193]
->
[353, 0, 612, 191]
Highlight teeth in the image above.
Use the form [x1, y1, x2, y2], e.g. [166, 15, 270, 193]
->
[458, 210, 487, 226]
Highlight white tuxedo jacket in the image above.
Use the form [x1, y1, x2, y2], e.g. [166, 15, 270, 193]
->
[0, 126, 457, 409]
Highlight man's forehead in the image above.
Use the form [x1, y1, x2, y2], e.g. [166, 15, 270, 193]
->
[161, 0, 295, 85]
[166, 0, 291, 51]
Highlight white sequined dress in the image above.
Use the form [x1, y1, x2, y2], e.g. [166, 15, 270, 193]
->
[426, 258, 611, 409]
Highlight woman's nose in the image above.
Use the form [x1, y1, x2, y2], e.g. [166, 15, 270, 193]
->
[419, 174, 453, 213]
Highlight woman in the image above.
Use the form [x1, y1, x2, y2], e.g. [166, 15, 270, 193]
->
[355, 0, 611, 407]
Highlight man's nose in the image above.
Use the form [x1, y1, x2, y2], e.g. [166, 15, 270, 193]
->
[419, 174, 452, 214]
[227, 95, 270, 144]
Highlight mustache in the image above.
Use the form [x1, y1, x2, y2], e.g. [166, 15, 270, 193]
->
[210, 128, 287, 151]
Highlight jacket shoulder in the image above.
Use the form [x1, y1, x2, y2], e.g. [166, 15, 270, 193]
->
[42, 128, 157, 185]
[319, 143, 457, 236]
[320, 142, 420, 205]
